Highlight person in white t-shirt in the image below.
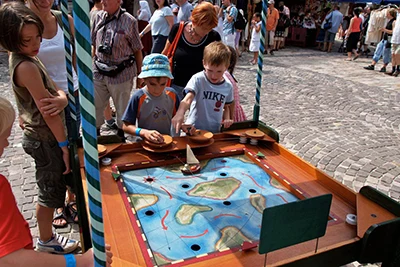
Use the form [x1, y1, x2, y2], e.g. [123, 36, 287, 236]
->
[176, 0, 193, 21]
[140, 0, 174, 53]
[172, 42, 234, 134]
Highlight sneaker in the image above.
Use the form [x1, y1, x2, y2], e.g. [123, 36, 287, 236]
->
[363, 65, 374, 70]
[36, 233, 79, 254]
[269, 51, 274, 55]
[379, 67, 386, 73]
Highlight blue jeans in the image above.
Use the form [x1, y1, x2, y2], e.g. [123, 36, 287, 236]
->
[373, 40, 392, 65]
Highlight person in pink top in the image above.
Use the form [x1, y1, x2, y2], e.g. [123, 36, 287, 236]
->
[224, 46, 246, 122]
[345, 8, 362, 61]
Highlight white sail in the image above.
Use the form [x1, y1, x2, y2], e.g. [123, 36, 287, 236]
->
[186, 145, 199, 164]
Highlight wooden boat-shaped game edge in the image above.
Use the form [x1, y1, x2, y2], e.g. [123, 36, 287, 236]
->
[83, 123, 400, 266]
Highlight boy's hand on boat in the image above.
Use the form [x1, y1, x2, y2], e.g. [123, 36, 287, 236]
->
[143, 129, 164, 143]
[181, 124, 196, 136]
[172, 115, 185, 134]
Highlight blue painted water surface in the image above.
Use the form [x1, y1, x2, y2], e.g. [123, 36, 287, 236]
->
[122, 156, 299, 264]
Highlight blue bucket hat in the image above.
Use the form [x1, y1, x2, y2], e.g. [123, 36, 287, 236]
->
[138, 53, 174, 79]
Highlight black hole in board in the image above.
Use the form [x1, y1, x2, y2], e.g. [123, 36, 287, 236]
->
[146, 177, 154, 182]
[220, 172, 227, 176]
[145, 210, 154, 216]
[191, 244, 201, 251]
[221, 160, 227, 163]
[223, 201, 231, 206]
[182, 184, 190, 189]
[249, 189, 257, 193]
[371, 214, 377, 218]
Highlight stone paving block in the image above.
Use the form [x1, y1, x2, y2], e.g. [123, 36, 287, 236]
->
[23, 203, 36, 212]
[11, 178, 23, 186]
[361, 164, 376, 173]
[22, 211, 33, 220]
[25, 189, 38, 197]
[11, 158, 24, 165]
[28, 219, 37, 228]
[356, 171, 369, 178]
[388, 169, 400, 177]
[391, 191, 400, 200]
[370, 171, 383, 178]
[22, 183, 36, 191]
[381, 173, 396, 185]
[56, 225, 72, 234]
[346, 169, 357, 176]
[18, 196, 33, 205]
[366, 177, 379, 185]
[8, 173, 21, 181]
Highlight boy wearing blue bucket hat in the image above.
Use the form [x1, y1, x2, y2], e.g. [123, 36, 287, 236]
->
[122, 54, 180, 143]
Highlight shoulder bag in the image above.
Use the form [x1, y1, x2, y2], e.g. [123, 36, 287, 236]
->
[166, 21, 185, 86]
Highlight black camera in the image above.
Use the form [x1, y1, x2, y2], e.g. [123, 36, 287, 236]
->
[98, 44, 112, 55]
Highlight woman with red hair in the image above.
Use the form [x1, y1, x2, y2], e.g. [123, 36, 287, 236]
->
[162, 2, 221, 98]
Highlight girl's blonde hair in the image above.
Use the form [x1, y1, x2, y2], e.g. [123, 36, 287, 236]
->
[0, 97, 16, 137]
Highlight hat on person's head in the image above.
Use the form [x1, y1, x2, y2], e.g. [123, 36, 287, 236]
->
[268, 0, 275, 4]
[138, 54, 174, 79]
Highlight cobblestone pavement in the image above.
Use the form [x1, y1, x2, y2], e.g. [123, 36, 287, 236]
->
[0, 42, 399, 266]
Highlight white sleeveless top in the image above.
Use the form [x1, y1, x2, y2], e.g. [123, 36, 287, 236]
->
[37, 24, 79, 93]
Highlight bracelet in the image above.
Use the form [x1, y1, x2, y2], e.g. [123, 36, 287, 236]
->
[58, 140, 69, 148]
[135, 128, 142, 136]
[64, 254, 76, 267]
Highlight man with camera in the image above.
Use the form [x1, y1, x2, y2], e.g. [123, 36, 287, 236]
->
[91, 0, 143, 140]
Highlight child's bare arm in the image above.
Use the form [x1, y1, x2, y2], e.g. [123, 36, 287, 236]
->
[40, 80, 68, 116]
[225, 102, 235, 122]
[222, 101, 234, 129]
[171, 91, 195, 134]
[15, 61, 70, 174]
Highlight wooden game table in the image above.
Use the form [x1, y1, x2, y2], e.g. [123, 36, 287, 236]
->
[76, 125, 400, 267]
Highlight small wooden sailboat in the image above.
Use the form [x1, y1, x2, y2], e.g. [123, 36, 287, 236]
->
[181, 145, 201, 175]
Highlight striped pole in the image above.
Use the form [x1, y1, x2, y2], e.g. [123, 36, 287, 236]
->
[72, 0, 106, 266]
[253, 0, 268, 122]
[60, 0, 78, 141]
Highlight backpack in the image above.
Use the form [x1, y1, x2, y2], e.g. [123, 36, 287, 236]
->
[234, 9, 247, 30]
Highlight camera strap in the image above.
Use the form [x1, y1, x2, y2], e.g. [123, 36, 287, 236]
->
[94, 8, 126, 34]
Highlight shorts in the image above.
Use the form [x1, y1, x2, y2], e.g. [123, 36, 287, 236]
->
[392, 43, 400, 65]
[284, 28, 289, 38]
[266, 30, 275, 46]
[324, 31, 336, 43]
[223, 33, 236, 48]
[22, 134, 67, 208]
